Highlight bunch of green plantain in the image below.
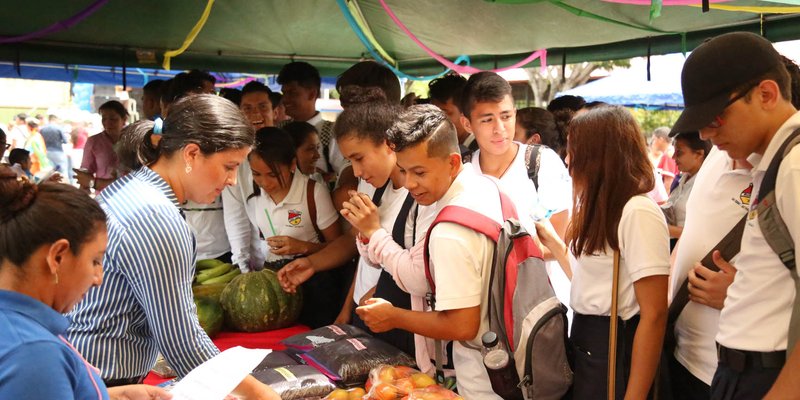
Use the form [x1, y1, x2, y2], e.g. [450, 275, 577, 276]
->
[195, 259, 241, 285]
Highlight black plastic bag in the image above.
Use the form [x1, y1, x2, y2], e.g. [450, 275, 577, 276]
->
[252, 364, 335, 400]
[281, 324, 370, 352]
[301, 337, 416, 386]
[252, 350, 300, 373]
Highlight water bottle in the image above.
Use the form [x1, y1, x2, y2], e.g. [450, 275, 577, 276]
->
[482, 331, 524, 400]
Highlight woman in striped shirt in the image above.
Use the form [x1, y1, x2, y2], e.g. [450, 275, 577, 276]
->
[66, 94, 279, 399]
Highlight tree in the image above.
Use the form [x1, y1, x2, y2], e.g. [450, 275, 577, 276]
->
[524, 60, 630, 107]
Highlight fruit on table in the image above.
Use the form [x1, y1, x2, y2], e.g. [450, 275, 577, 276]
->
[219, 269, 302, 332]
[196, 262, 236, 283]
[196, 258, 226, 270]
[349, 387, 367, 400]
[410, 373, 436, 389]
[191, 282, 229, 303]
[200, 268, 240, 285]
[194, 297, 224, 338]
[325, 388, 349, 400]
[372, 382, 398, 400]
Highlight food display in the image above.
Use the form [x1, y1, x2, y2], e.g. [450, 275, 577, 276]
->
[219, 269, 303, 332]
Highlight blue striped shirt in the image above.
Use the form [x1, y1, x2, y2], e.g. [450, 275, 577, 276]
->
[66, 167, 219, 380]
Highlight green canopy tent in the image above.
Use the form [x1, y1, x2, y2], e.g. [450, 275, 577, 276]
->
[1, 0, 800, 76]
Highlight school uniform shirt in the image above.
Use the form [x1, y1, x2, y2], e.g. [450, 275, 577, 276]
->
[671, 148, 751, 385]
[716, 111, 800, 352]
[67, 167, 219, 380]
[223, 158, 268, 272]
[183, 197, 232, 260]
[570, 195, 670, 320]
[0, 291, 109, 400]
[246, 173, 338, 262]
[471, 143, 566, 235]
[428, 166, 504, 400]
[352, 179, 409, 304]
[648, 168, 669, 204]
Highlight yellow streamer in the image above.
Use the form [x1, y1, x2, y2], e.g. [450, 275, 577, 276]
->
[163, 0, 215, 70]
[348, 0, 397, 65]
[689, 4, 800, 13]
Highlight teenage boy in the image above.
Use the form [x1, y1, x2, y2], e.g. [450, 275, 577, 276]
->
[669, 31, 800, 399]
[277, 61, 356, 199]
[356, 104, 503, 399]
[428, 74, 475, 158]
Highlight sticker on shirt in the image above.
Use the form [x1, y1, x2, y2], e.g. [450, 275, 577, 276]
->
[287, 210, 302, 226]
[732, 183, 753, 211]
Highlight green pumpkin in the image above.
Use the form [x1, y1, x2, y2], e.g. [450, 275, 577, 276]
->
[194, 297, 224, 338]
[219, 269, 303, 332]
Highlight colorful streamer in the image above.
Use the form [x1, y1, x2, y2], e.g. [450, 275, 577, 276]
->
[688, 3, 800, 12]
[602, 0, 730, 4]
[215, 77, 256, 88]
[377, 0, 547, 74]
[0, 0, 110, 44]
[335, 0, 454, 81]
[163, 0, 215, 70]
[348, 0, 397, 65]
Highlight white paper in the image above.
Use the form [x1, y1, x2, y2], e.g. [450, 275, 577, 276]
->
[169, 346, 270, 400]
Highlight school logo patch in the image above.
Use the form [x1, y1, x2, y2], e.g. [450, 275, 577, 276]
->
[740, 183, 753, 206]
[288, 210, 302, 226]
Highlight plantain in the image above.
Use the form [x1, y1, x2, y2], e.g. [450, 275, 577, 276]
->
[196, 263, 233, 282]
[200, 268, 241, 285]
[196, 259, 225, 271]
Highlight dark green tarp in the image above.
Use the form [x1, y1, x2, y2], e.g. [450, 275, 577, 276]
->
[1, 0, 799, 75]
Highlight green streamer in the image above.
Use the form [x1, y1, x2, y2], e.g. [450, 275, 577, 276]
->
[549, 0, 672, 34]
[650, 0, 663, 23]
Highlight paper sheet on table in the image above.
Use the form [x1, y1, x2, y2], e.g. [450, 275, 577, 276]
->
[169, 346, 270, 400]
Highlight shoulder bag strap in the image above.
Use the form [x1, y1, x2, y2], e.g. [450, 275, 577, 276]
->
[608, 250, 621, 400]
[306, 179, 324, 243]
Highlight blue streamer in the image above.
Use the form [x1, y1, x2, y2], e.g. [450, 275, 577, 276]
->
[136, 68, 149, 85]
[335, 0, 468, 81]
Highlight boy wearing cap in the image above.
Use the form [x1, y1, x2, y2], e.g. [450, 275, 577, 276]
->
[670, 31, 800, 399]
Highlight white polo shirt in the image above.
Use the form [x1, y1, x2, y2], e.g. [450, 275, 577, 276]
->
[717, 111, 800, 352]
[570, 195, 670, 320]
[671, 147, 751, 384]
[428, 166, 503, 400]
[183, 197, 232, 260]
[470, 143, 571, 235]
[223, 158, 266, 271]
[246, 173, 339, 263]
[352, 178, 409, 304]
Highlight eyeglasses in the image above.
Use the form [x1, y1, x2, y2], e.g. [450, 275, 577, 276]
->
[706, 82, 759, 129]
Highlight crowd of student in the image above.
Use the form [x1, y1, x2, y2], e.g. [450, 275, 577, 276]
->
[0, 31, 798, 400]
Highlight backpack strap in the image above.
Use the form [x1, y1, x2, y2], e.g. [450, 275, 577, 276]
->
[319, 121, 335, 175]
[755, 127, 800, 355]
[524, 144, 543, 191]
[667, 215, 747, 336]
[306, 179, 324, 243]
[608, 250, 621, 400]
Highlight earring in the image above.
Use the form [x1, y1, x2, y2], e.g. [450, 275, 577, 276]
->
[185, 164, 192, 174]
[53, 273, 59, 285]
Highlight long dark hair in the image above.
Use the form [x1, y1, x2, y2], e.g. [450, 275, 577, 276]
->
[118, 94, 254, 171]
[566, 106, 655, 255]
[247, 127, 296, 200]
[0, 167, 106, 267]
[333, 87, 401, 146]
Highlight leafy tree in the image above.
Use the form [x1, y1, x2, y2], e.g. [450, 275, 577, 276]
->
[524, 59, 631, 107]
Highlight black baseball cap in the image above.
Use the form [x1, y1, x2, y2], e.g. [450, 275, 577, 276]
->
[670, 32, 783, 137]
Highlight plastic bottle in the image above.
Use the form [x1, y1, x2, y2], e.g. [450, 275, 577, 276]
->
[481, 331, 524, 400]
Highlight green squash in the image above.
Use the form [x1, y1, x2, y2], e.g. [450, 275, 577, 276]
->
[194, 297, 224, 339]
[219, 269, 303, 332]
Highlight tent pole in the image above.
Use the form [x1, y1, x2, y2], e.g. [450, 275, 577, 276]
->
[122, 47, 127, 91]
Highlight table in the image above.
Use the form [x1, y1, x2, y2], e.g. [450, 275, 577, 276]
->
[144, 324, 310, 385]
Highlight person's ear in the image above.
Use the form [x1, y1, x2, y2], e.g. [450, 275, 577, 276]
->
[182, 143, 201, 166]
[448, 153, 461, 177]
[46, 239, 71, 276]
[757, 79, 781, 110]
[460, 114, 472, 135]
[526, 133, 542, 145]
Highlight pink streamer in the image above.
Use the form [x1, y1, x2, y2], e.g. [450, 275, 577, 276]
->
[602, 0, 731, 5]
[0, 0, 110, 45]
[377, 0, 546, 74]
